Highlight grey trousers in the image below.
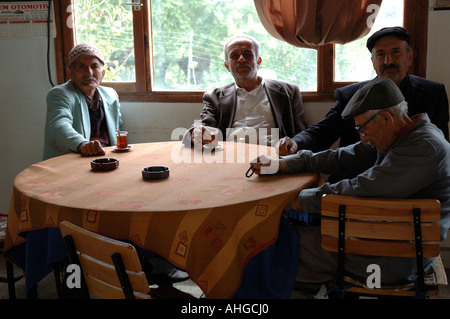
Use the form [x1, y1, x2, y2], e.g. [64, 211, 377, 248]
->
[294, 225, 434, 285]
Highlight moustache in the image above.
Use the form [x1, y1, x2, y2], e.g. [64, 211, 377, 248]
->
[82, 76, 97, 82]
[381, 64, 399, 72]
[236, 62, 252, 69]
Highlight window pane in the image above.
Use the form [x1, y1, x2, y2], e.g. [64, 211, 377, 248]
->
[74, 0, 135, 81]
[334, 0, 404, 82]
[151, 0, 317, 91]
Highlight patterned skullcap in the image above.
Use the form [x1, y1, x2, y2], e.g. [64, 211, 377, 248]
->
[68, 42, 105, 67]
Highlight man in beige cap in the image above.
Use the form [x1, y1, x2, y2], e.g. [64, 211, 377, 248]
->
[43, 42, 123, 159]
[251, 77, 450, 295]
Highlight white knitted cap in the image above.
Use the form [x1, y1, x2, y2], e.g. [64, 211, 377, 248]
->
[68, 42, 105, 67]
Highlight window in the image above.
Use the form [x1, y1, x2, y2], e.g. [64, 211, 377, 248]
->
[335, 0, 404, 82]
[150, 0, 317, 92]
[53, 0, 429, 102]
[74, 0, 136, 82]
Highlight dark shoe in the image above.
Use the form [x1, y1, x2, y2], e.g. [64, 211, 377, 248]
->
[141, 256, 190, 285]
[167, 269, 190, 283]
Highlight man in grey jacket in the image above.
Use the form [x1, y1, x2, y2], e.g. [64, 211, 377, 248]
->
[43, 42, 123, 160]
[183, 34, 308, 147]
[252, 77, 450, 286]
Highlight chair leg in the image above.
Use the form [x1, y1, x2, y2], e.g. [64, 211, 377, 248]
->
[5, 259, 17, 299]
[53, 261, 64, 298]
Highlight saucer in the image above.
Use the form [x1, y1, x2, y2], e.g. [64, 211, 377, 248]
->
[202, 144, 222, 151]
[113, 145, 133, 152]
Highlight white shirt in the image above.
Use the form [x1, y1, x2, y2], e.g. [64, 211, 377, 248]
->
[229, 78, 276, 145]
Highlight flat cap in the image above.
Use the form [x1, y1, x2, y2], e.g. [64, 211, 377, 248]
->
[366, 26, 410, 52]
[68, 42, 105, 67]
[342, 77, 405, 119]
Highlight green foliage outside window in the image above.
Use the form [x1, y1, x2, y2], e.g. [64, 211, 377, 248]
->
[74, 0, 403, 91]
[75, 0, 135, 81]
[74, 0, 317, 91]
[151, 0, 317, 91]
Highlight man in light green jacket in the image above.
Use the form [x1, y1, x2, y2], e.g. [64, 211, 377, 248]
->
[43, 42, 123, 160]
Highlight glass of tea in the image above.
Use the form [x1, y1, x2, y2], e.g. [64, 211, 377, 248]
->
[116, 131, 128, 149]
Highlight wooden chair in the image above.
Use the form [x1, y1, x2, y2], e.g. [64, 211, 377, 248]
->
[320, 194, 448, 298]
[0, 214, 24, 299]
[59, 221, 196, 299]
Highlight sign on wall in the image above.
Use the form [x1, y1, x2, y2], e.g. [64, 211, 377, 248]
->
[0, 1, 55, 38]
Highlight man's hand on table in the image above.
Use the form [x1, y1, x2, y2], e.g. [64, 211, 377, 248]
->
[250, 155, 289, 176]
[191, 125, 219, 148]
[80, 140, 106, 157]
[251, 155, 303, 211]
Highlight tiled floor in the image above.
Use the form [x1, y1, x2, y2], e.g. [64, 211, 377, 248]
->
[1, 256, 449, 299]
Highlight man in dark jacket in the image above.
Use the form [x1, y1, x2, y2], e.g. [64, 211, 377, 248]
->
[277, 27, 449, 160]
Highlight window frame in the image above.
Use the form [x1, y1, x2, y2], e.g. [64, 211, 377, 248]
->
[53, 0, 428, 103]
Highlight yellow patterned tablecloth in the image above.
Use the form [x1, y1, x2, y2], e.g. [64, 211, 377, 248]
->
[4, 141, 319, 298]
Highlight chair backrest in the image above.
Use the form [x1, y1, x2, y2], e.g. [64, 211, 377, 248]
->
[59, 221, 151, 299]
[321, 194, 441, 258]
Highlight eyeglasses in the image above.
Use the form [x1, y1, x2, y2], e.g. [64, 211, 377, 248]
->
[355, 112, 380, 136]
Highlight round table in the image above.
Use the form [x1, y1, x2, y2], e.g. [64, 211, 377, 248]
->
[5, 141, 319, 298]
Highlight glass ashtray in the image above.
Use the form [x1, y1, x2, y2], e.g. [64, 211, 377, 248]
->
[142, 166, 170, 180]
[91, 158, 119, 171]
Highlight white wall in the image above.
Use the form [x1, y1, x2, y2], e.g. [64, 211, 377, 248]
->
[0, 38, 54, 212]
[0, 5, 449, 212]
[427, 8, 450, 120]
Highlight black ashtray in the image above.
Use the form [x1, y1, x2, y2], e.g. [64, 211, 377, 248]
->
[91, 158, 119, 171]
[142, 166, 170, 180]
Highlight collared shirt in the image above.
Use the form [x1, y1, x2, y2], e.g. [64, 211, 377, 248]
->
[229, 78, 276, 145]
[81, 89, 110, 148]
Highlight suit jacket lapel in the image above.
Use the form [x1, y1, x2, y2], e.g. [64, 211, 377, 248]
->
[98, 89, 117, 145]
[72, 83, 91, 141]
[400, 75, 426, 113]
[219, 84, 237, 133]
[264, 80, 285, 130]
